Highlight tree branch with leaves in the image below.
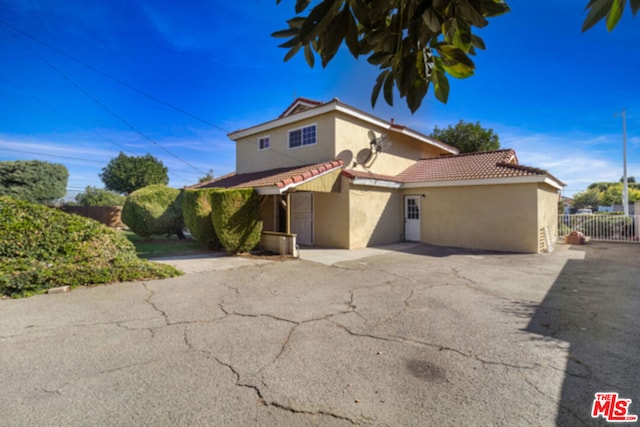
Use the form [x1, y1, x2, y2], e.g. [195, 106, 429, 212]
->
[274, 0, 637, 113]
[273, 0, 510, 113]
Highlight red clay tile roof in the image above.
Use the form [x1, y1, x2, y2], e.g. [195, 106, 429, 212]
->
[191, 160, 343, 190]
[396, 149, 557, 183]
[279, 97, 324, 118]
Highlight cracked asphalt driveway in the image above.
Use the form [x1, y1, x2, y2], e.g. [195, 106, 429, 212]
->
[1, 242, 638, 426]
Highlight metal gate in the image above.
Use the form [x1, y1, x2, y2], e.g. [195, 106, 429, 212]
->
[559, 214, 640, 243]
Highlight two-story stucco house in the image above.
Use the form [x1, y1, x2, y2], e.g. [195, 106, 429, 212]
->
[192, 97, 564, 254]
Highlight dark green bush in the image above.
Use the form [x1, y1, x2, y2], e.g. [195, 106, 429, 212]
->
[0, 196, 181, 297]
[122, 184, 184, 238]
[210, 189, 263, 254]
[182, 189, 220, 249]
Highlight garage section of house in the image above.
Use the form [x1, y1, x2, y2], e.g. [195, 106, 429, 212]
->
[344, 150, 565, 253]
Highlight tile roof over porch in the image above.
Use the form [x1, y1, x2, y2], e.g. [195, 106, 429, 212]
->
[190, 160, 343, 192]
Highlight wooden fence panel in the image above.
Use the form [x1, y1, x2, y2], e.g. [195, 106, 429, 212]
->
[60, 206, 125, 228]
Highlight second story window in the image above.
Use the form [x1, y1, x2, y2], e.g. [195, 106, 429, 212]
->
[288, 124, 316, 149]
[258, 136, 270, 150]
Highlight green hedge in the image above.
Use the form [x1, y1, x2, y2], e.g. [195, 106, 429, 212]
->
[210, 189, 262, 254]
[182, 189, 220, 249]
[122, 184, 184, 238]
[0, 196, 181, 297]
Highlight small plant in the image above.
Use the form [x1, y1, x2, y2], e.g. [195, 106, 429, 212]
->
[122, 184, 185, 239]
[210, 189, 263, 254]
[0, 196, 181, 298]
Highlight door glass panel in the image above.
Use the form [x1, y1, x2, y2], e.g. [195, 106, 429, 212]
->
[407, 198, 419, 219]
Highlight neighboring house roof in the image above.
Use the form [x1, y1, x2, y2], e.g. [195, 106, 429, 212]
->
[228, 97, 459, 155]
[189, 160, 344, 194]
[347, 149, 566, 190]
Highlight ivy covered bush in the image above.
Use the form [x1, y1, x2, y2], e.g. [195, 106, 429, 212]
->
[182, 188, 220, 249]
[122, 184, 184, 239]
[0, 196, 181, 297]
[210, 189, 263, 254]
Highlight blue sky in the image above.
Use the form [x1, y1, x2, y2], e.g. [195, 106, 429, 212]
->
[1, 0, 638, 199]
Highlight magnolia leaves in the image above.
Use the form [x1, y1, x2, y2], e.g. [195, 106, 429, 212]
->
[582, 0, 640, 31]
[273, 0, 510, 113]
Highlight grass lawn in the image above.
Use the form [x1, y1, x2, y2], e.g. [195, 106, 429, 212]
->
[122, 231, 216, 258]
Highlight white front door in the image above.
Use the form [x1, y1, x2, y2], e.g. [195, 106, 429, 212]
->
[291, 192, 313, 245]
[404, 196, 421, 242]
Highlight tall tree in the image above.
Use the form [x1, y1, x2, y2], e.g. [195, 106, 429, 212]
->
[274, 0, 637, 113]
[100, 152, 169, 195]
[74, 186, 126, 206]
[573, 181, 640, 208]
[0, 160, 68, 204]
[429, 120, 500, 153]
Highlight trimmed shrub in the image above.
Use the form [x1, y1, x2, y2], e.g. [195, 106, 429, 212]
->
[210, 189, 263, 254]
[182, 189, 220, 249]
[0, 196, 181, 297]
[122, 184, 184, 238]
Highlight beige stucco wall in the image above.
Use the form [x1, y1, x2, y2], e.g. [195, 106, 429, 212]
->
[334, 113, 447, 177]
[313, 176, 350, 248]
[348, 183, 403, 249]
[236, 113, 336, 173]
[537, 184, 560, 247]
[412, 183, 541, 253]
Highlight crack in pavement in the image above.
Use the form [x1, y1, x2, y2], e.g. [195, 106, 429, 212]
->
[142, 282, 170, 326]
[200, 349, 358, 425]
[521, 375, 590, 426]
[329, 320, 548, 371]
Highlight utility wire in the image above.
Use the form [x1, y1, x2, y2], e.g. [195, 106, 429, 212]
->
[0, 148, 203, 175]
[0, 18, 229, 134]
[0, 148, 105, 164]
[2, 19, 317, 175]
[15, 36, 208, 176]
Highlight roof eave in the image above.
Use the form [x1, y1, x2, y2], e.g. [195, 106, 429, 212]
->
[227, 100, 458, 154]
[402, 175, 565, 190]
[349, 177, 402, 189]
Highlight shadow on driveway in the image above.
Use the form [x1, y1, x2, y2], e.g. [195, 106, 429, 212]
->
[525, 243, 640, 425]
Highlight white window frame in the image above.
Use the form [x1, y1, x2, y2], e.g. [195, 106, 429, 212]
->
[288, 124, 317, 150]
[258, 135, 270, 151]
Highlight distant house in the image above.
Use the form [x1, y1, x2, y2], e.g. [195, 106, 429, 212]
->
[192, 98, 565, 253]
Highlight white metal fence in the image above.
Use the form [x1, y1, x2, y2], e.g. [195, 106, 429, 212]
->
[559, 214, 640, 243]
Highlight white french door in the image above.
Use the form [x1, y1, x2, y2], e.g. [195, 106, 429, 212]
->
[291, 192, 313, 245]
[404, 195, 421, 242]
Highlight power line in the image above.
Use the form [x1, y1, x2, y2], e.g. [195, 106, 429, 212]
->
[1, 18, 316, 174]
[0, 18, 229, 134]
[0, 147, 203, 176]
[15, 36, 208, 176]
[0, 148, 105, 164]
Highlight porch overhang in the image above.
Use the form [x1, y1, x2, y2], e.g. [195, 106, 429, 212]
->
[255, 167, 342, 195]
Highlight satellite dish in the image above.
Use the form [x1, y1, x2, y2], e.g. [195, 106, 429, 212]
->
[368, 131, 390, 153]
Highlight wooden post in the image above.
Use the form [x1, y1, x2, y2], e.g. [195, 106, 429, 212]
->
[286, 193, 291, 235]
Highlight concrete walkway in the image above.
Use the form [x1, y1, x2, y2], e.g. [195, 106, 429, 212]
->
[153, 242, 425, 274]
[299, 242, 423, 265]
[151, 252, 273, 274]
